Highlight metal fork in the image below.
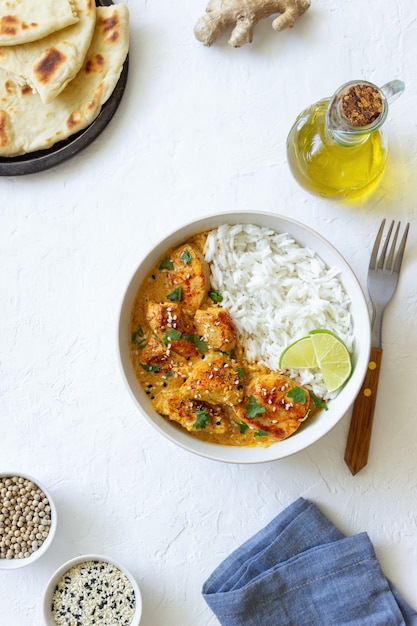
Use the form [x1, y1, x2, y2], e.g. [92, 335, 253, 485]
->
[344, 219, 410, 475]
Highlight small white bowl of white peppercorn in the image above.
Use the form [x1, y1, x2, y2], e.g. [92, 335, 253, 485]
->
[0, 471, 57, 569]
[43, 554, 142, 626]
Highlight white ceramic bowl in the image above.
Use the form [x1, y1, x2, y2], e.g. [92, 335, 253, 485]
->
[0, 471, 57, 569]
[43, 554, 142, 626]
[118, 211, 371, 463]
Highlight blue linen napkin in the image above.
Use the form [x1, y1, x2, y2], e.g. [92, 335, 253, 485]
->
[202, 498, 417, 626]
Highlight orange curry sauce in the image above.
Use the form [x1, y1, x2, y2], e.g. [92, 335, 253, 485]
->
[129, 231, 316, 447]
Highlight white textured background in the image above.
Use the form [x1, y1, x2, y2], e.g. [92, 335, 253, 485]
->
[1, 0, 417, 624]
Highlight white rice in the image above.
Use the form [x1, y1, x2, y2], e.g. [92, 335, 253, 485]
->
[204, 223, 354, 399]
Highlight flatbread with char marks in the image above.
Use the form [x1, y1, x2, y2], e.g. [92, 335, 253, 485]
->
[0, 0, 78, 46]
[0, 0, 96, 103]
[0, 4, 129, 156]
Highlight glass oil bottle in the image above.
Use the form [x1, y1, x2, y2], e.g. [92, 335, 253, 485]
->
[286, 79, 405, 200]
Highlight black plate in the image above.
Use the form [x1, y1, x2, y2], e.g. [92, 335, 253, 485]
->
[0, 0, 128, 176]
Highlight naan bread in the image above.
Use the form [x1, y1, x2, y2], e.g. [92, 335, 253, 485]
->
[0, 4, 129, 157]
[0, 0, 96, 103]
[0, 0, 78, 46]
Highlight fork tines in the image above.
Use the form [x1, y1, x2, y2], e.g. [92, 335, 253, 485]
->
[371, 219, 410, 273]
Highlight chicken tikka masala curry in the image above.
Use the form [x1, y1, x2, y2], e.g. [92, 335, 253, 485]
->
[129, 231, 316, 447]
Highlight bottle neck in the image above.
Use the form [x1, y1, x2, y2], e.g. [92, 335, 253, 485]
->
[326, 81, 388, 147]
[326, 123, 371, 147]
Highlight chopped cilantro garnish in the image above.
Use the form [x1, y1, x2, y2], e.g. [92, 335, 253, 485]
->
[194, 409, 211, 429]
[209, 290, 223, 303]
[167, 287, 182, 301]
[236, 367, 245, 379]
[159, 257, 174, 270]
[237, 421, 249, 434]
[181, 250, 192, 265]
[254, 429, 269, 438]
[140, 363, 161, 373]
[194, 336, 208, 354]
[131, 325, 146, 349]
[183, 334, 208, 354]
[245, 396, 266, 418]
[287, 386, 307, 404]
[162, 328, 182, 344]
[165, 370, 174, 378]
[310, 391, 328, 410]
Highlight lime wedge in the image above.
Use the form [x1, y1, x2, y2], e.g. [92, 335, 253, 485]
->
[309, 330, 352, 393]
[279, 336, 317, 369]
[279, 329, 352, 393]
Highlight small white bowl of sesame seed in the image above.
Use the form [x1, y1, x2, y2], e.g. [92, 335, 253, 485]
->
[43, 554, 142, 626]
[0, 471, 57, 569]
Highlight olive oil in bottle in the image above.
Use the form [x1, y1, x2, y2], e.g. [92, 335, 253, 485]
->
[286, 80, 404, 200]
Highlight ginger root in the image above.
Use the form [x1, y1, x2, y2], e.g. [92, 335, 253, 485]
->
[194, 0, 311, 48]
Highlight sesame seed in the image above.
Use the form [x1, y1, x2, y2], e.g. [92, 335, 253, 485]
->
[51, 560, 136, 626]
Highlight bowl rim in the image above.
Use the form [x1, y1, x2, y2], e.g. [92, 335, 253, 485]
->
[42, 553, 142, 626]
[0, 471, 57, 570]
[117, 210, 371, 464]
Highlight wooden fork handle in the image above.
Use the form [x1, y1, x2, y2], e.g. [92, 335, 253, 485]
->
[344, 347, 383, 475]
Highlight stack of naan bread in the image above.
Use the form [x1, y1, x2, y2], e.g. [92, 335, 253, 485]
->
[0, 0, 129, 157]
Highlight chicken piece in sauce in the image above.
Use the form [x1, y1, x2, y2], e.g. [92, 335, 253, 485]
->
[167, 244, 209, 315]
[154, 392, 227, 434]
[139, 335, 172, 370]
[194, 306, 237, 352]
[181, 352, 244, 406]
[233, 373, 311, 441]
[146, 300, 199, 359]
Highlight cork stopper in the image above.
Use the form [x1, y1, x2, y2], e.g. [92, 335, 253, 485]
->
[340, 83, 383, 127]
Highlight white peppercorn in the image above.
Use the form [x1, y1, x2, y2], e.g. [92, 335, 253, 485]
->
[0, 476, 52, 560]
